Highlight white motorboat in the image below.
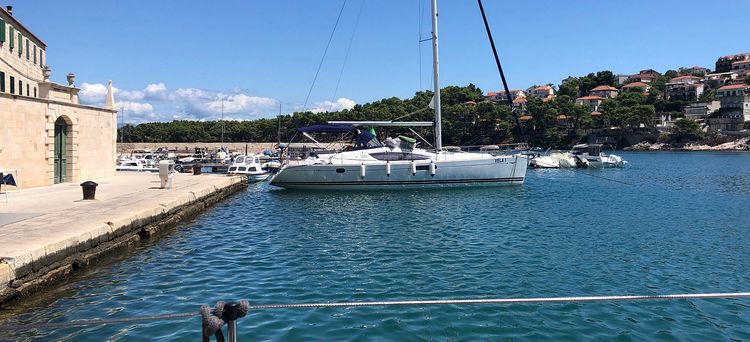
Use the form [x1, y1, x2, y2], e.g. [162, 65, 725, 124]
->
[227, 155, 270, 182]
[571, 144, 626, 168]
[116, 159, 158, 172]
[530, 152, 577, 169]
[269, 0, 527, 190]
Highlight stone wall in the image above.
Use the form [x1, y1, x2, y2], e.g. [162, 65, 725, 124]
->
[0, 93, 117, 188]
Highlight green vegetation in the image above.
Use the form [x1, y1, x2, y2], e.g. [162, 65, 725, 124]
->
[672, 118, 705, 142]
[120, 69, 712, 147]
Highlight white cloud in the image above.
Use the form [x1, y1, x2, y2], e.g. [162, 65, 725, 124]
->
[79, 83, 109, 103]
[79, 81, 354, 123]
[307, 97, 356, 113]
[119, 101, 154, 115]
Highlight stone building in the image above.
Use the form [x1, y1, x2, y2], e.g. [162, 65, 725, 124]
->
[0, 5, 117, 188]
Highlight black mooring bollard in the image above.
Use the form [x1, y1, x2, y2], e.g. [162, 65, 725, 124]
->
[80, 181, 98, 200]
[223, 302, 240, 342]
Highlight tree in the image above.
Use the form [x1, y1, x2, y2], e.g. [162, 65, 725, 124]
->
[672, 118, 704, 142]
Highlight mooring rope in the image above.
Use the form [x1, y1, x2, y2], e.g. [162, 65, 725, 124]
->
[1, 292, 749, 332]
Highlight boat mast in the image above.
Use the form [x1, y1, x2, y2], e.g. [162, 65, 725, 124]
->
[430, 0, 442, 151]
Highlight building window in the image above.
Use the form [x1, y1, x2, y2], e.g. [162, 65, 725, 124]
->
[40, 50, 44, 66]
[0, 71, 4, 93]
[34, 86, 37, 97]
[25, 39, 29, 60]
[17, 32, 22, 57]
[26, 84, 29, 96]
[19, 80, 22, 96]
[8, 26, 14, 50]
[33, 45, 37, 64]
[0, 19, 5, 43]
[9, 76, 15, 94]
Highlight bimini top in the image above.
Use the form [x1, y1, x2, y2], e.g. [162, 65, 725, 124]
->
[297, 124, 354, 133]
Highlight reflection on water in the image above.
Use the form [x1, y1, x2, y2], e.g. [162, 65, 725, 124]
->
[1, 151, 749, 341]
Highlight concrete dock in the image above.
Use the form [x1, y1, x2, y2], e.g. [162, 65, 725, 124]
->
[0, 172, 246, 305]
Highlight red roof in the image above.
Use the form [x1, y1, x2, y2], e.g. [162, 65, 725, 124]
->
[464, 101, 477, 105]
[487, 90, 523, 96]
[590, 111, 603, 116]
[732, 60, 750, 65]
[622, 81, 649, 88]
[557, 115, 569, 120]
[512, 97, 527, 103]
[722, 52, 750, 59]
[590, 85, 618, 92]
[534, 85, 552, 91]
[542, 96, 554, 102]
[519, 115, 533, 122]
[718, 84, 749, 90]
[576, 96, 604, 101]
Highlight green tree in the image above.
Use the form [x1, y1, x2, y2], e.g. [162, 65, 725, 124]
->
[672, 118, 704, 142]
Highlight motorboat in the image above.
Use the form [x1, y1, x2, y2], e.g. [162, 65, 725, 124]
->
[116, 159, 158, 172]
[227, 155, 270, 182]
[571, 144, 626, 168]
[269, 0, 527, 190]
[530, 151, 577, 168]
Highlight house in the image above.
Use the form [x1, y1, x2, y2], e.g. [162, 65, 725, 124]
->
[678, 66, 709, 76]
[732, 60, 750, 72]
[527, 85, 554, 99]
[684, 101, 720, 119]
[715, 84, 750, 122]
[704, 71, 740, 87]
[627, 73, 657, 83]
[484, 90, 525, 103]
[589, 85, 619, 98]
[715, 52, 750, 73]
[0, 6, 118, 188]
[622, 81, 651, 93]
[575, 95, 604, 112]
[615, 74, 630, 85]
[665, 76, 704, 101]
[512, 97, 527, 112]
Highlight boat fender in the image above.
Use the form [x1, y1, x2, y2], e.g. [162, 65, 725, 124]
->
[360, 163, 366, 178]
[410, 161, 416, 175]
[429, 161, 436, 176]
[386, 161, 391, 177]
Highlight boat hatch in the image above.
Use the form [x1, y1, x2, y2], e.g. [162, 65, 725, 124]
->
[370, 152, 430, 161]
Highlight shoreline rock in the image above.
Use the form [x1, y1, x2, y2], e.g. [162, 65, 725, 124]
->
[624, 138, 750, 151]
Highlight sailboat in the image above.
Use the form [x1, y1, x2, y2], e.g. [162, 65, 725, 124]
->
[269, 0, 528, 190]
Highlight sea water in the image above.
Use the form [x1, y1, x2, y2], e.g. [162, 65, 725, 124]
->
[1, 151, 749, 340]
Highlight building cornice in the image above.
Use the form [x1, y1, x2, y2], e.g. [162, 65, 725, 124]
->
[0, 91, 117, 113]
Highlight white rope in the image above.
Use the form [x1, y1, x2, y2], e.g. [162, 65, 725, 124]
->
[2, 292, 749, 331]
[248, 292, 750, 309]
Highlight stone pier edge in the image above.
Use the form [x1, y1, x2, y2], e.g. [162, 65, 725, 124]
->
[0, 177, 247, 307]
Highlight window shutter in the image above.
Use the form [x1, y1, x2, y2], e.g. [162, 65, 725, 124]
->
[9, 26, 13, 49]
[0, 19, 5, 43]
[18, 32, 22, 55]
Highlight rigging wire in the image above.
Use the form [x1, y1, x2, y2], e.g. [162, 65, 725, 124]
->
[329, 0, 366, 111]
[303, 0, 348, 112]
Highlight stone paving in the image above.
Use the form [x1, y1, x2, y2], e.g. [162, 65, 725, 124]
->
[0, 172, 245, 301]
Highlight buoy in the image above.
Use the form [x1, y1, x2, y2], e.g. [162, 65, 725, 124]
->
[385, 161, 391, 176]
[429, 161, 436, 176]
[360, 163, 366, 178]
[410, 161, 416, 175]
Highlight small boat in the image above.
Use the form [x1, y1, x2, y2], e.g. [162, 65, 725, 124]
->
[227, 155, 270, 182]
[116, 159, 158, 172]
[529, 151, 577, 169]
[571, 144, 626, 168]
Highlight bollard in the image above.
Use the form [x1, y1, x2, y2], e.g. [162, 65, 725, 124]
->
[193, 163, 203, 175]
[80, 181, 98, 200]
[223, 302, 240, 342]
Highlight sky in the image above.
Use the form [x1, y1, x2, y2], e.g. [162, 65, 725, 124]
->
[8, 0, 749, 124]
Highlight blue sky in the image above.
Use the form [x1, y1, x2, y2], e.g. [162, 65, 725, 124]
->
[11, 0, 749, 123]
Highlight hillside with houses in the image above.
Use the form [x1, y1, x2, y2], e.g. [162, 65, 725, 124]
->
[484, 51, 750, 148]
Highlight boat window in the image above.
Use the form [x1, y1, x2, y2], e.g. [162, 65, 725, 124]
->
[248, 167, 257, 172]
[336, 168, 346, 173]
[238, 167, 247, 171]
[229, 166, 237, 171]
[369, 152, 430, 161]
[234, 156, 244, 163]
[416, 165, 431, 171]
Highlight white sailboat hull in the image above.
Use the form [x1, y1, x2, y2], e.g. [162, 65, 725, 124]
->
[270, 155, 527, 190]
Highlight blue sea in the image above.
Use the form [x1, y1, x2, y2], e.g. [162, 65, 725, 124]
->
[1, 151, 750, 341]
